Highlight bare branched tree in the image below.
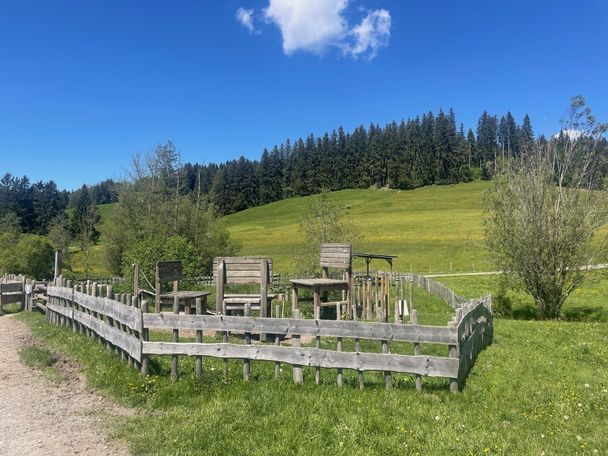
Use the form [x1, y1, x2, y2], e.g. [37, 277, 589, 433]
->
[298, 191, 361, 275]
[484, 96, 608, 319]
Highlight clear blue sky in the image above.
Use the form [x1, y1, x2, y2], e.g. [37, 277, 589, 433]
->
[1, 0, 607, 190]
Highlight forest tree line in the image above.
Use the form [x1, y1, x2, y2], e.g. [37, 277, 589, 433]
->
[180, 110, 554, 215]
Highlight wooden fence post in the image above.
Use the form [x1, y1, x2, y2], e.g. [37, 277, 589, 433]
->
[274, 303, 281, 380]
[355, 338, 364, 390]
[195, 297, 203, 380]
[382, 338, 392, 390]
[171, 295, 179, 382]
[243, 302, 251, 382]
[141, 300, 149, 376]
[292, 308, 303, 384]
[448, 307, 462, 394]
[411, 309, 422, 392]
[337, 336, 343, 387]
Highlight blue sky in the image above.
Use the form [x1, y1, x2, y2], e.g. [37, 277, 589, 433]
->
[1, 0, 607, 190]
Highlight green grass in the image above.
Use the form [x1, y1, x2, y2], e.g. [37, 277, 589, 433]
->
[17, 311, 608, 455]
[225, 182, 493, 274]
[18, 345, 64, 383]
[0, 302, 22, 314]
[69, 203, 115, 278]
[440, 271, 608, 322]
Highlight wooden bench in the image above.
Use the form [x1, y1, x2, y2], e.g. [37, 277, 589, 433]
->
[290, 243, 352, 319]
[213, 257, 276, 318]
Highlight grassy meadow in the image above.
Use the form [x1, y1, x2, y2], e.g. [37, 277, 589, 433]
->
[30, 180, 608, 454]
[226, 181, 492, 274]
[69, 203, 114, 277]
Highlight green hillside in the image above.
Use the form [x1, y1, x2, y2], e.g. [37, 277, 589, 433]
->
[68, 203, 115, 277]
[226, 181, 492, 274]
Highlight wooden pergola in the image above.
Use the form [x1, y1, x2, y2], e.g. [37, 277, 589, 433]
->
[352, 252, 397, 277]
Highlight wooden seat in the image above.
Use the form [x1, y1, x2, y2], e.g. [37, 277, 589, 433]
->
[290, 243, 353, 320]
[213, 257, 276, 317]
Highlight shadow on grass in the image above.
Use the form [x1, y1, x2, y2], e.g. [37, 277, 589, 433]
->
[507, 303, 608, 322]
[562, 306, 608, 322]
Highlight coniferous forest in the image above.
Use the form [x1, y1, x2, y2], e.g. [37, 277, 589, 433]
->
[184, 110, 540, 214]
[3, 109, 608, 228]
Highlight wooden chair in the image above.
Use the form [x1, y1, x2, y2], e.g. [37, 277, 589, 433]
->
[290, 243, 352, 319]
[155, 261, 210, 314]
[213, 257, 276, 318]
[155, 261, 182, 313]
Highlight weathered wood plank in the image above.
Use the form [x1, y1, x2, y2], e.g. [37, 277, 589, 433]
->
[142, 342, 458, 378]
[1, 282, 23, 293]
[72, 308, 142, 361]
[214, 257, 274, 265]
[0, 293, 23, 304]
[142, 314, 458, 344]
[48, 287, 142, 332]
[47, 300, 141, 361]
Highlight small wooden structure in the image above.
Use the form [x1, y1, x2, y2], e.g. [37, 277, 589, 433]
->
[291, 243, 352, 320]
[352, 252, 397, 277]
[0, 280, 24, 313]
[154, 261, 210, 314]
[213, 257, 276, 317]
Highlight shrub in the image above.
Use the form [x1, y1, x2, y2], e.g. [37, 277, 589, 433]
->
[121, 235, 203, 292]
[15, 234, 55, 279]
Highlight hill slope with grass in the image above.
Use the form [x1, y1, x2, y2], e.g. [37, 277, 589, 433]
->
[225, 181, 492, 274]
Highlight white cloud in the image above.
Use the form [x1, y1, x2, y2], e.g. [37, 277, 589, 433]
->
[236, 7, 258, 34]
[238, 0, 391, 60]
[344, 9, 391, 60]
[264, 0, 348, 55]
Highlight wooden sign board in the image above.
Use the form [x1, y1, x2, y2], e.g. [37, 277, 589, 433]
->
[156, 261, 183, 283]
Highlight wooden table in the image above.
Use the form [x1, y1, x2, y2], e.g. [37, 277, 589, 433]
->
[290, 278, 349, 320]
[160, 291, 211, 314]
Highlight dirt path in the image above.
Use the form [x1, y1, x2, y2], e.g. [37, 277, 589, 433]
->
[0, 314, 131, 456]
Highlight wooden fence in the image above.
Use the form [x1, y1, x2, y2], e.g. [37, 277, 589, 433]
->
[46, 280, 143, 367]
[349, 272, 469, 322]
[44, 275, 493, 393]
[1, 274, 28, 313]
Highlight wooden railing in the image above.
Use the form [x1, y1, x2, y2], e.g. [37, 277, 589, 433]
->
[43, 276, 492, 393]
[46, 282, 143, 366]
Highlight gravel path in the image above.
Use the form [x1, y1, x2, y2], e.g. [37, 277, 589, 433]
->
[0, 314, 131, 456]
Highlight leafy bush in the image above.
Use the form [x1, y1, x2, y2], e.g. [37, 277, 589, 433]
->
[121, 235, 203, 293]
[16, 234, 55, 279]
[0, 233, 54, 279]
